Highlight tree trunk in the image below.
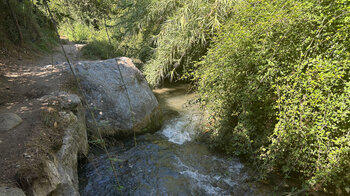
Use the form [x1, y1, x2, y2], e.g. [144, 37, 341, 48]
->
[104, 15, 112, 46]
[6, 0, 24, 45]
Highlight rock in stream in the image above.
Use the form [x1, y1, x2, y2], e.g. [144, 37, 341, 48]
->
[73, 57, 161, 137]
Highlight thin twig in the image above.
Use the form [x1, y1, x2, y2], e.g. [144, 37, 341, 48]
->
[115, 58, 137, 147]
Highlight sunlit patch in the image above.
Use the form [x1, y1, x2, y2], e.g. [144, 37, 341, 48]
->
[6, 102, 18, 110]
[4, 63, 61, 79]
[20, 106, 29, 112]
[41, 106, 56, 113]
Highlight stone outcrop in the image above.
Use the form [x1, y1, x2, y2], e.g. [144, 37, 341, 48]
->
[73, 57, 161, 136]
[0, 113, 22, 132]
[29, 92, 88, 196]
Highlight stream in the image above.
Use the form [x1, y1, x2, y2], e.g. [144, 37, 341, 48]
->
[79, 84, 275, 196]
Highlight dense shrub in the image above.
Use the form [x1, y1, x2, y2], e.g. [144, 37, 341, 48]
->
[195, 0, 349, 193]
[266, 58, 350, 191]
[195, 0, 305, 156]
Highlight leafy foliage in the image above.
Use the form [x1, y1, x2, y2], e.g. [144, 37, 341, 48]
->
[195, 0, 350, 193]
[80, 39, 121, 60]
[0, 0, 56, 51]
[54, 0, 234, 79]
[267, 58, 350, 191]
[143, 0, 234, 85]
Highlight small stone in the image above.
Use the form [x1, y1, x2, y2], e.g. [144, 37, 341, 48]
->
[58, 93, 81, 109]
[24, 153, 31, 158]
[0, 113, 23, 132]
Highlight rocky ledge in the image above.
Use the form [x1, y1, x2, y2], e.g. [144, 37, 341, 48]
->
[21, 92, 88, 196]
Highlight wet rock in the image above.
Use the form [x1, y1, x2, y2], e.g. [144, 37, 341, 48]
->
[73, 57, 161, 136]
[0, 113, 23, 132]
[231, 184, 252, 196]
[0, 187, 25, 196]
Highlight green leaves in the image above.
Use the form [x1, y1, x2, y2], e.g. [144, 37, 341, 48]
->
[269, 57, 350, 187]
[193, 0, 350, 193]
[143, 0, 234, 86]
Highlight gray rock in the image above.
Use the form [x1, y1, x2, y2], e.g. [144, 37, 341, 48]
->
[0, 113, 23, 132]
[30, 92, 88, 196]
[0, 187, 26, 196]
[74, 57, 161, 136]
[40, 91, 81, 110]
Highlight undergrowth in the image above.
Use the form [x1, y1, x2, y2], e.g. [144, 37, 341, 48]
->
[0, 0, 57, 52]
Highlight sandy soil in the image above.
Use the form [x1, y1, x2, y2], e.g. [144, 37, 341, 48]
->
[0, 42, 84, 187]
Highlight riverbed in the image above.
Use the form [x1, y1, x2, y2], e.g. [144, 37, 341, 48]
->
[78, 83, 276, 195]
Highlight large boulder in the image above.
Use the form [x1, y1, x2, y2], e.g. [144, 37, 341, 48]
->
[73, 57, 161, 136]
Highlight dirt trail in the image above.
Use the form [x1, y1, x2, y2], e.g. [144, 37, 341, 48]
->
[0, 42, 85, 186]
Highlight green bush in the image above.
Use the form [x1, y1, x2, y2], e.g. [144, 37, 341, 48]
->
[81, 40, 121, 60]
[194, 0, 349, 193]
[195, 0, 305, 157]
[265, 58, 350, 192]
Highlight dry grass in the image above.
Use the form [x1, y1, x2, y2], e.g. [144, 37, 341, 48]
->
[16, 105, 65, 194]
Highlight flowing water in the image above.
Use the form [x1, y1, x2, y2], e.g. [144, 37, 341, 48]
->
[79, 84, 275, 196]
